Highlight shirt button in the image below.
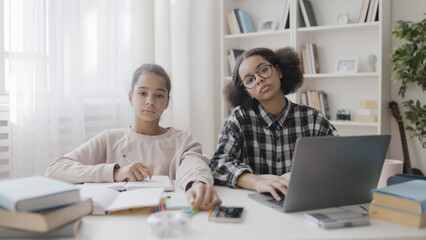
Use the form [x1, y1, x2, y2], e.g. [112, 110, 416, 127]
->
[277, 158, 281, 162]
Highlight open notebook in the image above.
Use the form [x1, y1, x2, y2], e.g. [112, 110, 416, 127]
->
[79, 186, 163, 215]
[83, 175, 174, 192]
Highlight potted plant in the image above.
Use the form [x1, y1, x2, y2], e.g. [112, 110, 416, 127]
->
[390, 16, 426, 148]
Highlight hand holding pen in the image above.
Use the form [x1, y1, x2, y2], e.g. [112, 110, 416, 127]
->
[112, 154, 153, 182]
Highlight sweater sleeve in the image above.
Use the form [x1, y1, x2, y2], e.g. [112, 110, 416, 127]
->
[45, 130, 118, 184]
[175, 133, 214, 190]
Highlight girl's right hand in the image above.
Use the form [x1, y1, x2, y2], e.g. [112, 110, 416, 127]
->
[113, 162, 153, 182]
[254, 176, 289, 202]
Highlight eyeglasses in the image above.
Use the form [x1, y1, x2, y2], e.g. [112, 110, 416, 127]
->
[242, 64, 273, 89]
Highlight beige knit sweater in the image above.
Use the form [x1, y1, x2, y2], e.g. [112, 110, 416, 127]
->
[45, 127, 213, 190]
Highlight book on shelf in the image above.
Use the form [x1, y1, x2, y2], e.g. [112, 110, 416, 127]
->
[227, 10, 241, 34]
[298, 0, 317, 27]
[0, 199, 91, 233]
[236, 9, 255, 33]
[83, 175, 174, 192]
[300, 48, 309, 74]
[79, 185, 163, 215]
[311, 43, 320, 73]
[358, 0, 371, 23]
[228, 49, 245, 73]
[0, 219, 81, 239]
[319, 92, 331, 119]
[226, 12, 237, 34]
[234, 9, 243, 34]
[0, 176, 80, 212]
[368, 203, 426, 228]
[366, 0, 379, 22]
[303, 0, 317, 26]
[281, 0, 291, 29]
[371, 180, 426, 214]
[370, 0, 379, 22]
[308, 90, 321, 111]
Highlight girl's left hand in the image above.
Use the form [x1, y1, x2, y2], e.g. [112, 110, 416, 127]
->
[185, 181, 222, 211]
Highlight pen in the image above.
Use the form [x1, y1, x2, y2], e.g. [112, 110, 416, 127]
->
[122, 154, 132, 164]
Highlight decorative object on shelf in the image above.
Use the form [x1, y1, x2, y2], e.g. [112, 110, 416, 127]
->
[354, 100, 378, 123]
[336, 57, 358, 73]
[391, 17, 426, 148]
[258, 18, 277, 31]
[336, 109, 351, 121]
[337, 13, 350, 25]
[368, 54, 377, 72]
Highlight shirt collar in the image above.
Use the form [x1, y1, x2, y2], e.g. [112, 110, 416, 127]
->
[257, 98, 292, 129]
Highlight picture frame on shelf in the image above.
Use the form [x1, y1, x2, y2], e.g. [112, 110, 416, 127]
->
[258, 18, 277, 32]
[336, 57, 358, 73]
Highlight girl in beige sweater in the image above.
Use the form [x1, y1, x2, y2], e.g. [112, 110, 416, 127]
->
[46, 64, 221, 210]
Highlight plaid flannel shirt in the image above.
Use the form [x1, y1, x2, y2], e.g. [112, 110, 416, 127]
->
[210, 99, 338, 187]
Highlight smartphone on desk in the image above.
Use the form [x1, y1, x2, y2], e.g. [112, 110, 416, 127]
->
[305, 210, 369, 229]
[209, 206, 244, 223]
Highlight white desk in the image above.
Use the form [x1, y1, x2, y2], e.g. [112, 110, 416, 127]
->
[64, 186, 426, 240]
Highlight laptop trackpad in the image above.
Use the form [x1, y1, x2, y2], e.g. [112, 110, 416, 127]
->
[248, 192, 285, 211]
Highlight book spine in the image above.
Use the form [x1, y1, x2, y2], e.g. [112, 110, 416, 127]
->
[312, 43, 320, 73]
[230, 9, 241, 34]
[233, 9, 243, 34]
[298, 0, 310, 27]
[358, 0, 371, 23]
[304, 0, 317, 26]
[226, 12, 236, 34]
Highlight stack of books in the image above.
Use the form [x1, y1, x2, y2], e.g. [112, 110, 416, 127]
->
[369, 180, 426, 228]
[300, 43, 319, 74]
[226, 9, 255, 34]
[300, 90, 330, 119]
[0, 176, 92, 238]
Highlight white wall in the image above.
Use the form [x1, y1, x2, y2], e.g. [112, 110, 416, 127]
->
[389, 0, 426, 174]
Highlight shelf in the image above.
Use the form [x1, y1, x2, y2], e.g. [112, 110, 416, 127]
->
[297, 22, 380, 34]
[224, 29, 290, 40]
[303, 72, 379, 79]
[330, 120, 379, 127]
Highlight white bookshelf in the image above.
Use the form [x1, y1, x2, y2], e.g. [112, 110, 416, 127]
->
[219, 0, 391, 137]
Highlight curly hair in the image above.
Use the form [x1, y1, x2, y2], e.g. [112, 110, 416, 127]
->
[224, 47, 303, 109]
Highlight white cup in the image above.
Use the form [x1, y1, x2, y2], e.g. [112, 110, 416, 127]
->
[377, 159, 404, 188]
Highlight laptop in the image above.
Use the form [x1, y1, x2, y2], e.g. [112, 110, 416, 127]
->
[248, 135, 391, 213]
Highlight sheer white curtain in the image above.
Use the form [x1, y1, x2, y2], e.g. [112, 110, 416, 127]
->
[6, 0, 218, 177]
[7, 0, 156, 177]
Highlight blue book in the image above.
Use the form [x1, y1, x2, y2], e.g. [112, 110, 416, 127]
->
[236, 9, 254, 33]
[371, 180, 426, 214]
[0, 176, 80, 212]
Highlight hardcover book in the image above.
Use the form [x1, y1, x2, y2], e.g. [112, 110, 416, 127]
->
[0, 176, 80, 212]
[236, 9, 254, 33]
[369, 203, 426, 228]
[0, 219, 81, 239]
[0, 199, 91, 233]
[371, 180, 426, 214]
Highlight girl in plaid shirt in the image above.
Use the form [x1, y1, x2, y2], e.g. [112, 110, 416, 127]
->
[210, 47, 337, 201]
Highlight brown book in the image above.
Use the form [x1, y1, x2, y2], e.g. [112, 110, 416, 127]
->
[301, 48, 309, 74]
[309, 90, 321, 111]
[0, 199, 92, 233]
[369, 203, 426, 228]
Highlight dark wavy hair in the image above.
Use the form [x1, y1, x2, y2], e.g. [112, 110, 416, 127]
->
[224, 47, 303, 109]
